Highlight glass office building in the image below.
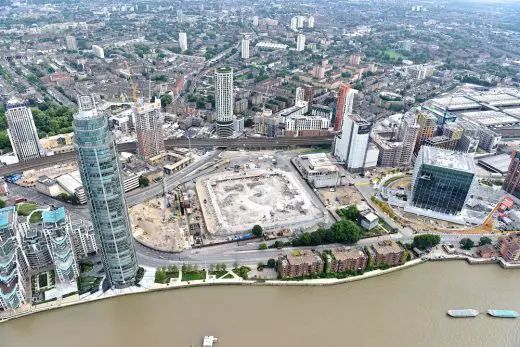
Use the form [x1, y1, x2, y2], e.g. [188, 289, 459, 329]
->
[411, 147, 476, 215]
[73, 96, 137, 288]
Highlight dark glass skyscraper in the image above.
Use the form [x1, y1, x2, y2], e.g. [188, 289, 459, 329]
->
[410, 146, 476, 215]
[73, 96, 137, 288]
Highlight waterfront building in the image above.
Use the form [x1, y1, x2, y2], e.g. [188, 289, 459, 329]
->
[296, 34, 306, 52]
[241, 38, 250, 59]
[73, 95, 138, 288]
[367, 240, 405, 267]
[503, 150, 520, 199]
[278, 250, 324, 278]
[5, 98, 45, 162]
[410, 146, 476, 216]
[498, 234, 520, 262]
[327, 247, 367, 273]
[65, 35, 77, 50]
[135, 99, 165, 160]
[70, 220, 98, 260]
[179, 32, 188, 52]
[308, 15, 315, 28]
[333, 114, 371, 173]
[214, 67, 235, 138]
[40, 208, 79, 283]
[0, 207, 29, 311]
[92, 45, 105, 59]
[334, 85, 357, 131]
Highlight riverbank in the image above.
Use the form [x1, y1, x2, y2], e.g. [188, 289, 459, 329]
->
[0, 259, 424, 324]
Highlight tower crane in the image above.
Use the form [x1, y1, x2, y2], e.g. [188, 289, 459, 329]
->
[261, 85, 271, 135]
[124, 61, 138, 103]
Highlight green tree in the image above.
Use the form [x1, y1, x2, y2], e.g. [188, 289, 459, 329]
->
[252, 224, 263, 237]
[160, 94, 173, 109]
[0, 200, 5, 208]
[340, 206, 360, 222]
[154, 270, 166, 283]
[412, 234, 441, 250]
[267, 258, 276, 268]
[460, 238, 474, 250]
[479, 237, 492, 246]
[258, 243, 268, 250]
[138, 175, 149, 187]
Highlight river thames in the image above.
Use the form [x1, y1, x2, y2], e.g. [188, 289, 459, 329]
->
[1, 261, 519, 347]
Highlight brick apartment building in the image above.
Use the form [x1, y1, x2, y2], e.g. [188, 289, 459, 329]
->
[367, 240, 405, 267]
[278, 250, 324, 278]
[498, 234, 520, 262]
[327, 247, 368, 273]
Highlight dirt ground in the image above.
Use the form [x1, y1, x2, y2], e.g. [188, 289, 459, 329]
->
[129, 197, 191, 252]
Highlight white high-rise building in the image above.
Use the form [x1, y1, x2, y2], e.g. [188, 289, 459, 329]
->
[177, 9, 183, 23]
[290, 17, 298, 31]
[333, 114, 372, 173]
[296, 34, 306, 51]
[308, 15, 315, 28]
[297, 15, 305, 28]
[179, 32, 188, 52]
[92, 45, 105, 59]
[65, 35, 77, 50]
[215, 67, 235, 138]
[252, 16, 259, 26]
[241, 38, 250, 59]
[5, 98, 45, 161]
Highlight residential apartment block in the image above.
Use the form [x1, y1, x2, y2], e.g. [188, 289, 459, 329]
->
[278, 250, 324, 278]
[327, 247, 368, 273]
[367, 240, 405, 267]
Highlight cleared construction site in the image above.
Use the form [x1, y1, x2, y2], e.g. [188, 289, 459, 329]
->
[197, 169, 323, 235]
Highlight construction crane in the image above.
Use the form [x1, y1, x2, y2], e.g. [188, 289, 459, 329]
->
[124, 61, 138, 103]
[261, 85, 271, 135]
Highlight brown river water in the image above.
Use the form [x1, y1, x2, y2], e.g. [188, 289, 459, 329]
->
[1, 261, 519, 347]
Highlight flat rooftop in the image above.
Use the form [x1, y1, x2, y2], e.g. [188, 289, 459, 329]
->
[286, 250, 322, 266]
[371, 240, 403, 255]
[331, 247, 366, 261]
[297, 153, 338, 173]
[420, 146, 476, 173]
[460, 110, 520, 126]
[478, 154, 512, 175]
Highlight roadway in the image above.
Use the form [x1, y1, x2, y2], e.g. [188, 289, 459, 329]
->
[0, 137, 333, 176]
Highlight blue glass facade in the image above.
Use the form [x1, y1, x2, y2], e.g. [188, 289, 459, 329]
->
[73, 96, 137, 288]
[411, 164, 475, 215]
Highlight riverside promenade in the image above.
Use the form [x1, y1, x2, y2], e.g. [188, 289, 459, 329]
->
[0, 259, 425, 323]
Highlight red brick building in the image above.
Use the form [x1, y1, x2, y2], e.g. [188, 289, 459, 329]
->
[328, 247, 368, 273]
[498, 234, 520, 262]
[367, 240, 405, 267]
[278, 250, 324, 278]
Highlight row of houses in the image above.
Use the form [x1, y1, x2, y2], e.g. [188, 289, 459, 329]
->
[278, 240, 406, 278]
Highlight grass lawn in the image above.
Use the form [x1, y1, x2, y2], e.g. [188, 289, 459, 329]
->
[382, 49, 405, 60]
[210, 271, 229, 278]
[29, 211, 42, 223]
[16, 203, 39, 216]
[181, 271, 206, 282]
